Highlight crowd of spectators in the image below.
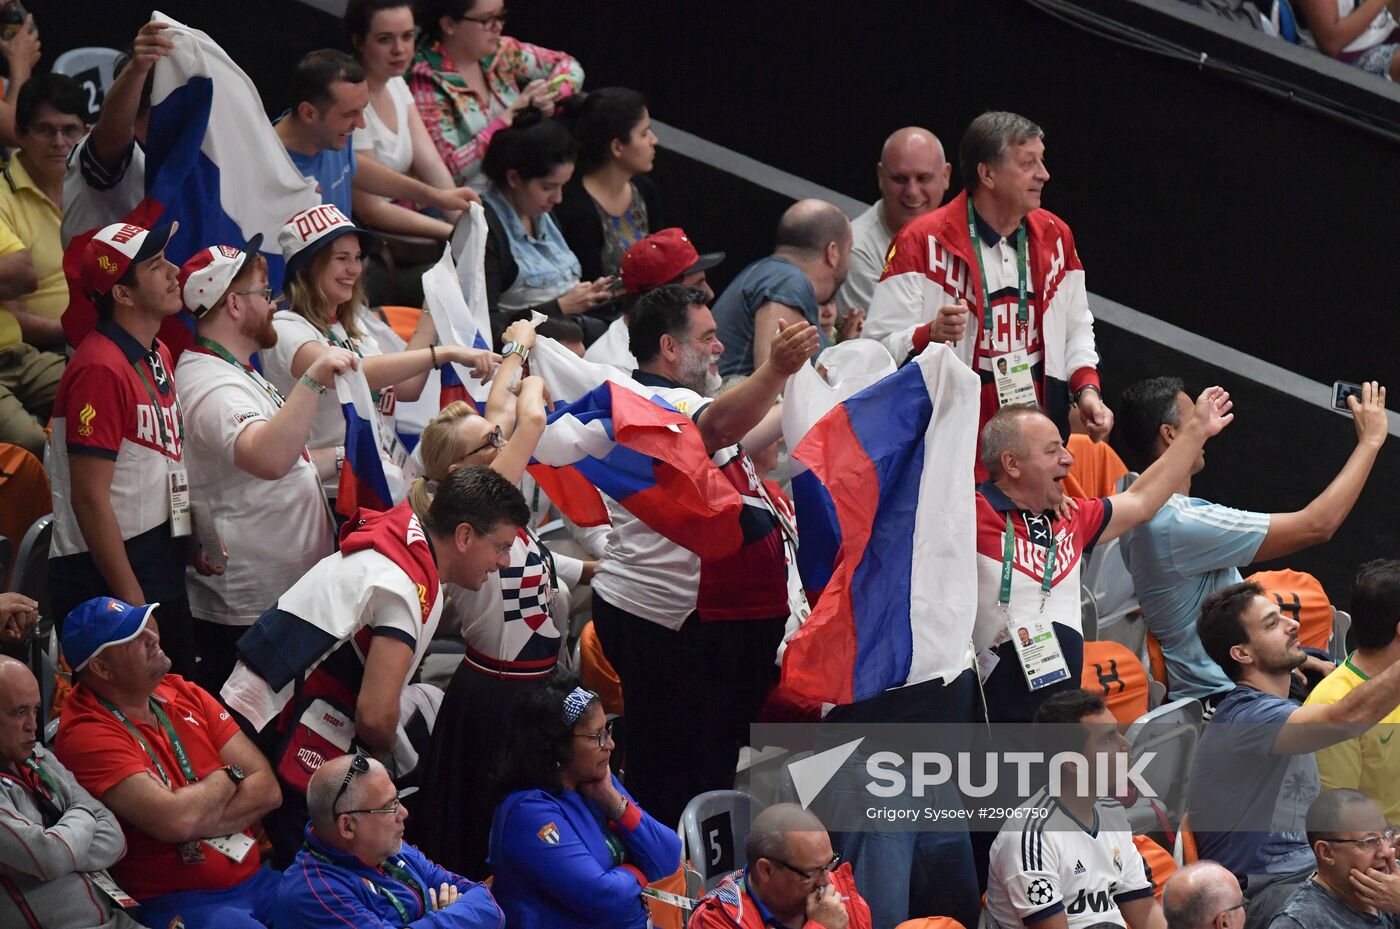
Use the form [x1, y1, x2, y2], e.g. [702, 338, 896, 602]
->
[0, 5, 1397, 929]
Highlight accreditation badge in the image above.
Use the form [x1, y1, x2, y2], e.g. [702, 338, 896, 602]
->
[1008, 617, 1071, 691]
[992, 349, 1037, 408]
[168, 464, 192, 537]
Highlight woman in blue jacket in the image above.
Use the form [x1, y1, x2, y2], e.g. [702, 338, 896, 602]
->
[488, 678, 682, 928]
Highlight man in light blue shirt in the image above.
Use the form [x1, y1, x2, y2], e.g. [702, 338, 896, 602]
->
[1112, 376, 1389, 702]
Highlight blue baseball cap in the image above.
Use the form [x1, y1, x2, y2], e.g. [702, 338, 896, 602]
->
[62, 597, 160, 672]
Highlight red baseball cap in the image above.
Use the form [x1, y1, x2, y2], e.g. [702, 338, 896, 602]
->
[619, 227, 724, 295]
[81, 221, 179, 296]
[178, 233, 265, 316]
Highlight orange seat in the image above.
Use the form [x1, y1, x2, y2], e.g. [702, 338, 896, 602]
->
[1177, 814, 1198, 863]
[894, 920, 968, 929]
[1081, 640, 1149, 729]
[1066, 433, 1129, 499]
[578, 620, 624, 716]
[647, 864, 692, 929]
[0, 444, 51, 587]
[1132, 834, 1178, 900]
[1146, 633, 1168, 688]
[375, 305, 423, 344]
[1247, 569, 1332, 652]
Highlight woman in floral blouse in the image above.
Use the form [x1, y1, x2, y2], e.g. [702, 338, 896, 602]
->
[410, 0, 584, 190]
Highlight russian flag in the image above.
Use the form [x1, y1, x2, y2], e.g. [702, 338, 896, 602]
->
[778, 344, 981, 705]
[423, 216, 494, 410]
[529, 381, 744, 561]
[143, 13, 319, 288]
[335, 369, 406, 517]
[780, 341, 897, 594]
[61, 13, 319, 352]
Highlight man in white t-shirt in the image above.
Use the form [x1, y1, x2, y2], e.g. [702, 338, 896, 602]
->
[591, 282, 818, 829]
[61, 22, 171, 247]
[987, 689, 1165, 929]
[174, 236, 358, 692]
[834, 127, 950, 319]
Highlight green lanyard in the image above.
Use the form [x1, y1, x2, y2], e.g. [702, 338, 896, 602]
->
[98, 697, 197, 787]
[22, 757, 60, 797]
[133, 354, 184, 450]
[1000, 512, 1056, 614]
[967, 197, 1029, 335]
[306, 845, 425, 923]
[195, 336, 285, 409]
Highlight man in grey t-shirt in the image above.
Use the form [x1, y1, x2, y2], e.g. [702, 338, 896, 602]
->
[713, 198, 848, 377]
[1269, 789, 1400, 928]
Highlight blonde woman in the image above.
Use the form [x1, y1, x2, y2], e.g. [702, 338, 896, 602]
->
[407, 319, 598, 878]
[260, 204, 499, 497]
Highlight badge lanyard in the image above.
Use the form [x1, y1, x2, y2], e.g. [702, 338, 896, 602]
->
[305, 845, 425, 923]
[194, 336, 286, 409]
[999, 513, 1056, 614]
[133, 355, 185, 452]
[98, 697, 198, 787]
[966, 197, 1029, 337]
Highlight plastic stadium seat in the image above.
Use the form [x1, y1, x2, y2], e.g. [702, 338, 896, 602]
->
[52, 47, 122, 120]
[1081, 640, 1149, 729]
[679, 789, 759, 891]
[1132, 833, 1178, 901]
[1247, 568, 1332, 652]
[895, 919, 968, 929]
[0, 443, 51, 588]
[1123, 698, 1203, 833]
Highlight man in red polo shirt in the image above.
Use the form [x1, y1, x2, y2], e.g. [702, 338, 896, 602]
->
[46, 220, 219, 677]
[53, 597, 282, 929]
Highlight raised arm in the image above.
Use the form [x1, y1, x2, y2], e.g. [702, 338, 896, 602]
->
[1253, 382, 1387, 561]
[1101, 386, 1233, 542]
[1279, 654, 1400, 753]
[234, 348, 359, 480]
[90, 21, 171, 164]
[700, 320, 819, 454]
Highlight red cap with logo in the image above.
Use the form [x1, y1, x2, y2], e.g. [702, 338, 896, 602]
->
[279, 204, 375, 282]
[618, 227, 724, 295]
[80, 220, 179, 297]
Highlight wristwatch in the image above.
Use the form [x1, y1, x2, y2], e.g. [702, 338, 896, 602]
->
[222, 764, 246, 785]
[501, 341, 531, 365]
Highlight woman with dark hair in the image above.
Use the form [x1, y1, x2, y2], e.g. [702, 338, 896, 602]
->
[409, 0, 582, 190]
[479, 107, 614, 342]
[344, 0, 460, 240]
[554, 88, 661, 286]
[488, 679, 681, 928]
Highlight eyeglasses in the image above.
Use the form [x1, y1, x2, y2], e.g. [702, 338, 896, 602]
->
[573, 720, 613, 749]
[1327, 829, 1398, 851]
[234, 288, 274, 301]
[340, 795, 404, 817]
[465, 424, 505, 458]
[458, 8, 507, 28]
[1216, 900, 1246, 918]
[769, 853, 841, 882]
[332, 752, 369, 816]
[27, 123, 84, 141]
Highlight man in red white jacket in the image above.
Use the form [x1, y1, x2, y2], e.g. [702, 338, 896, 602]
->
[865, 110, 1113, 479]
[689, 804, 872, 929]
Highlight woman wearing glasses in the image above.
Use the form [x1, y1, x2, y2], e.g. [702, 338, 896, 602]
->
[409, 0, 583, 191]
[488, 680, 681, 928]
[407, 320, 597, 879]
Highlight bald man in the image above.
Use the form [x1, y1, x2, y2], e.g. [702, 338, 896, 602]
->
[1162, 862, 1246, 929]
[835, 127, 951, 318]
[278, 753, 501, 928]
[688, 803, 872, 929]
[714, 198, 850, 377]
[0, 656, 146, 928]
